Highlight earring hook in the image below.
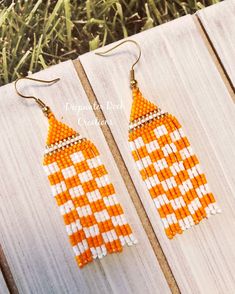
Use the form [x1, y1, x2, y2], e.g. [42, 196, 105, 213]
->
[14, 77, 60, 116]
[95, 39, 141, 88]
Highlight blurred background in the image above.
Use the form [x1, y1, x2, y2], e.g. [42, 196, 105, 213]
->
[0, 0, 222, 86]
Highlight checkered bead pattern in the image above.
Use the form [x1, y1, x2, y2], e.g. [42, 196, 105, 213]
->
[43, 113, 137, 268]
[129, 87, 221, 239]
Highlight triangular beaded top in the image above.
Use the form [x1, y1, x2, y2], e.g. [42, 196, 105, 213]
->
[130, 88, 158, 122]
[45, 113, 83, 156]
[46, 113, 77, 146]
[129, 87, 167, 131]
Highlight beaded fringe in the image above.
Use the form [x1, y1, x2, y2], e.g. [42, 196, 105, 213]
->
[43, 113, 137, 267]
[129, 88, 221, 239]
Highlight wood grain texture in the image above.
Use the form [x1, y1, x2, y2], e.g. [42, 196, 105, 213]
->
[0, 271, 9, 294]
[80, 15, 235, 294]
[197, 0, 235, 89]
[0, 61, 170, 294]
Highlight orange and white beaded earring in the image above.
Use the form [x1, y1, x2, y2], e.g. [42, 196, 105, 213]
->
[96, 40, 221, 239]
[14, 77, 137, 268]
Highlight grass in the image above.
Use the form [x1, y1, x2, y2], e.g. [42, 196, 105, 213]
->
[0, 0, 222, 86]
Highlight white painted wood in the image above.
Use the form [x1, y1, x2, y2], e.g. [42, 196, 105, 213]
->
[197, 0, 235, 87]
[0, 61, 170, 294]
[0, 271, 9, 294]
[80, 15, 235, 294]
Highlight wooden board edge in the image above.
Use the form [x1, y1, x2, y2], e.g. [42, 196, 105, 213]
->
[193, 14, 235, 101]
[0, 244, 18, 294]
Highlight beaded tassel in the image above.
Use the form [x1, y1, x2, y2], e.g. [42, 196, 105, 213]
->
[43, 113, 137, 267]
[129, 87, 221, 239]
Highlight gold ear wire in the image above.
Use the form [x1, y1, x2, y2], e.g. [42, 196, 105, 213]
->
[14, 77, 60, 117]
[95, 39, 141, 88]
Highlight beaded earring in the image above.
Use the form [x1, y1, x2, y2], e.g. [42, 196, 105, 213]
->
[15, 77, 137, 268]
[96, 40, 221, 239]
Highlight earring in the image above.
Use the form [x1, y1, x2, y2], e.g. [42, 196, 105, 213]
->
[15, 77, 137, 268]
[96, 40, 221, 239]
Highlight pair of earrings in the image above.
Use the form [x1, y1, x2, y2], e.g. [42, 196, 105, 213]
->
[15, 40, 220, 268]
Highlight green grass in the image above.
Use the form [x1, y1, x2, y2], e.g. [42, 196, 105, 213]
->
[0, 0, 221, 86]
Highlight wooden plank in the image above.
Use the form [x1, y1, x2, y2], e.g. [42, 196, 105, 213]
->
[0, 271, 9, 294]
[0, 61, 170, 294]
[197, 0, 235, 89]
[80, 15, 235, 294]
[73, 60, 180, 293]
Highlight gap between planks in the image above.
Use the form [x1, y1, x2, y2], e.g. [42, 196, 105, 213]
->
[73, 59, 180, 294]
[193, 15, 235, 101]
[0, 244, 18, 294]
